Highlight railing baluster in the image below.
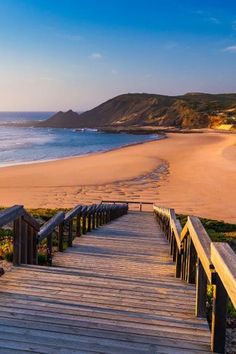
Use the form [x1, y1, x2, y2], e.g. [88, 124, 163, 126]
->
[187, 239, 197, 284]
[32, 228, 38, 265]
[13, 216, 22, 266]
[76, 214, 81, 236]
[68, 220, 73, 247]
[27, 225, 33, 264]
[47, 233, 52, 266]
[58, 222, 64, 252]
[82, 214, 87, 234]
[195, 258, 207, 317]
[87, 212, 91, 232]
[175, 248, 182, 278]
[21, 219, 28, 264]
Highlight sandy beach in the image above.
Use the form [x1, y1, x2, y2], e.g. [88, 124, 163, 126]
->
[0, 132, 235, 223]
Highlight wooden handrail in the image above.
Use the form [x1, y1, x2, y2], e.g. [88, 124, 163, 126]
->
[185, 216, 212, 282]
[0, 205, 24, 227]
[64, 205, 82, 223]
[102, 200, 153, 212]
[211, 242, 236, 308]
[153, 205, 182, 250]
[153, 204, 236, 354]
[0, 202, 128, 268]
[37, 211, 65, 242]
[102, 200, 153, 205]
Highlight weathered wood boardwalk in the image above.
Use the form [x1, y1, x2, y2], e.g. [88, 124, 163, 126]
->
[0, 211, 212, 353]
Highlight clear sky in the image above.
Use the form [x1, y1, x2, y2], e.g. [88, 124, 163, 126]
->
[0, 0, 236, 111]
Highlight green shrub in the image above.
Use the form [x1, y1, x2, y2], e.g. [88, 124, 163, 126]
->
[38, 253, 47, 266]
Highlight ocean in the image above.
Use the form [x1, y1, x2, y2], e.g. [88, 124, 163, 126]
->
[0, 112, 158, 167]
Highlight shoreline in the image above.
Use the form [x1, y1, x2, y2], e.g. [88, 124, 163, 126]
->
[0, 130, 161, 169]
[0, 132, 235, 223]
[1, 126, 235, 169]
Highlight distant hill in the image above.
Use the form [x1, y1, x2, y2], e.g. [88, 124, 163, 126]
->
[37, 110, 80, 128]
[37, 93, 236, 130]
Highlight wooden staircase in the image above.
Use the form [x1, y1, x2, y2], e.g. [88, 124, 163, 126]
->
[0, 211, 213, 354]
[0, 203, 235, 353]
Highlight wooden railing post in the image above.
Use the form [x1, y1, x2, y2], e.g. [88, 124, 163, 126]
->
[181, 237, 187, 280]
[13, 216, 22, 266]
[82, 215, 87, 234]
[175, 249, 182, 278]
[100, 210, 104, 225]
[170, 231, 174, 256]
[87, 212, 91, 232]
[195, 258, 207, 317]
[172, 237, 176, 261]
[95, 211, 99, 228]
[27, 226, 33, 264]
[21, 219, 28, 264]
[47, 233, 52, 266]
[58, 222, 64, 252]
[92, 211, 96, 229]
[98, 210, 102, 227]
[32, 229, 38, 265]
[107, 208, 111, 222]
[76, 214, 81, 236]
[211, 274, 228, 354]
[187, 239, 197, 284]
[68, 220, 73, 247]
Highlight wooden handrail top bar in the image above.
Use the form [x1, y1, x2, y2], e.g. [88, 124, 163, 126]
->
[38, 211, 65, 242]
[80, 206, 88, 215]
[64, 205, 82, 223]
[153, 205, 171, 217]
[87, 205, 96, 213]
[102, 200, 153, 205]
[169, 208, 182, 249]
[211, 242, 236, 308]
[94, 204, 100, 210]
[186, 216, 212, 282]
[153, 205, 182, 250]
[0, 205, 24, 227]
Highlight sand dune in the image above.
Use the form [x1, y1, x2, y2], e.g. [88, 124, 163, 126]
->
[0, 132, 235, 223]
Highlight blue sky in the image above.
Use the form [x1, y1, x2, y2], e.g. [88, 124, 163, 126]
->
[0, 0, 236, 110]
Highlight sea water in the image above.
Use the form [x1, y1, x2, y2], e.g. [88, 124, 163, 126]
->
[0, 112, 158, 167]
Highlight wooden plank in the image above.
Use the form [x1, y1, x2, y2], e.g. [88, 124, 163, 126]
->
[0, 316, 211, 351]
[0, 329, 213, 354]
